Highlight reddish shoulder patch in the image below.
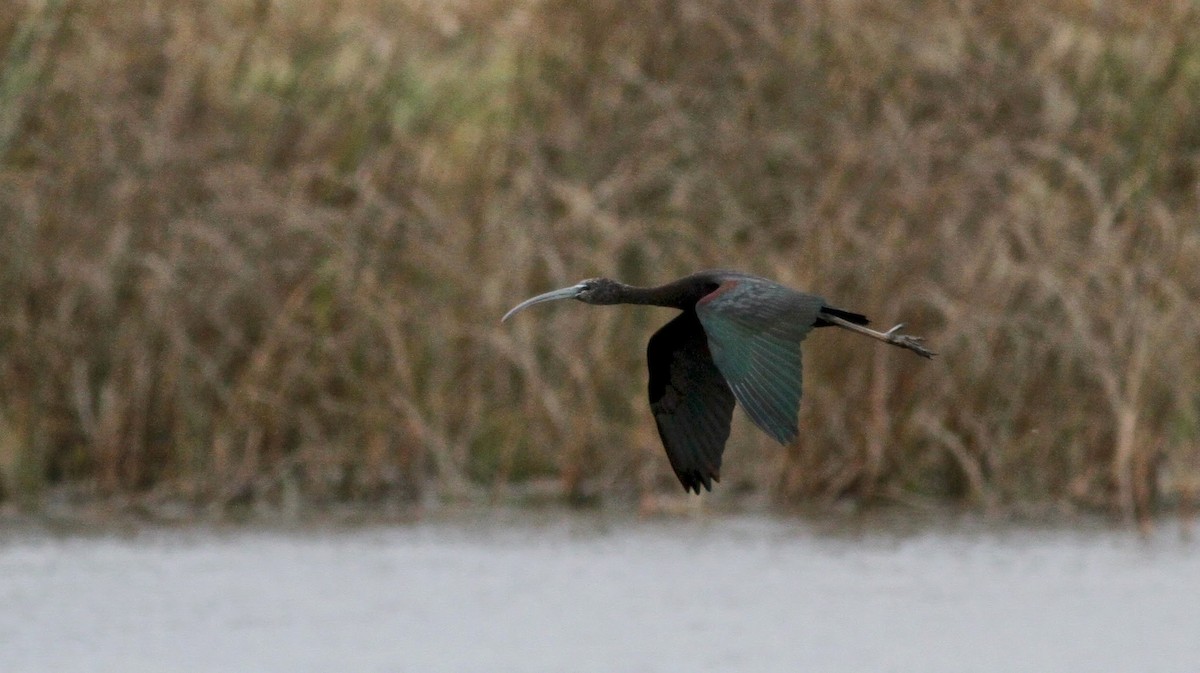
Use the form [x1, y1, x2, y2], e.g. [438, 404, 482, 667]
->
[697, 279, 739, 306]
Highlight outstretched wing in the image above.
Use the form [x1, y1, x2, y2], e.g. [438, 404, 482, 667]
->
[647, 311, 736, 494]
[695, 278, 825, 446]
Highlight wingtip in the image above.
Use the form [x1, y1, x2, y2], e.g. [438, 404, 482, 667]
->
[679, 470, 719, 494]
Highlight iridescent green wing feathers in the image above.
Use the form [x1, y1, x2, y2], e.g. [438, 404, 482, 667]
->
[647, 312, 737, 493]
[696, 279, 825, 446]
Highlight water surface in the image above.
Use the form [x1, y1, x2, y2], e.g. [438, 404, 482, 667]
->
[2, 513, 1196, 673]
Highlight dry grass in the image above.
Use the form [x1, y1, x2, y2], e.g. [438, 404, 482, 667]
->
[1, 0, 1197, 518]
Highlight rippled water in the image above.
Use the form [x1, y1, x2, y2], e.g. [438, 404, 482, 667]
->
[1, 513, 1197, 673]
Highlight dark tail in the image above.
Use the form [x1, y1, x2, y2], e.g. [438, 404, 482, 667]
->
[815, 306, 869, 328]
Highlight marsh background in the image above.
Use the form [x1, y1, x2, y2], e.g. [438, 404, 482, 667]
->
[1, 0, 1199, 521]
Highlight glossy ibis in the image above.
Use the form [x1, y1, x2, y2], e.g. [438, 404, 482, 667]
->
[502, 270, 934, 494]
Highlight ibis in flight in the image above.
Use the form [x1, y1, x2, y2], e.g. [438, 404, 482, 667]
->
[502, 270, 934, 494]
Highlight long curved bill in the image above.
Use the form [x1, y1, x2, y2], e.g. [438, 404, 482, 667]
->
[502, 284, 586, 322]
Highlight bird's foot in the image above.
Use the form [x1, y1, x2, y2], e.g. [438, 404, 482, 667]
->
[884, 324, 936, 359]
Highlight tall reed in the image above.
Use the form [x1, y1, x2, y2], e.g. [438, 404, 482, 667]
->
[0, 0, 1196, 517]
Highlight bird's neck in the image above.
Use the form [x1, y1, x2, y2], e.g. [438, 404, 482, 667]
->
[614, 280, 701, 310]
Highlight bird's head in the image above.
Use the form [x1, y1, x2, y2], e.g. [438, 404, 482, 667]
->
[502, 277, 626, 322]
[573, 277, 625, 305]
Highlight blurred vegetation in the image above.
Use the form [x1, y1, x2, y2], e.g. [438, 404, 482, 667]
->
[0, 0, 1198, 518]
